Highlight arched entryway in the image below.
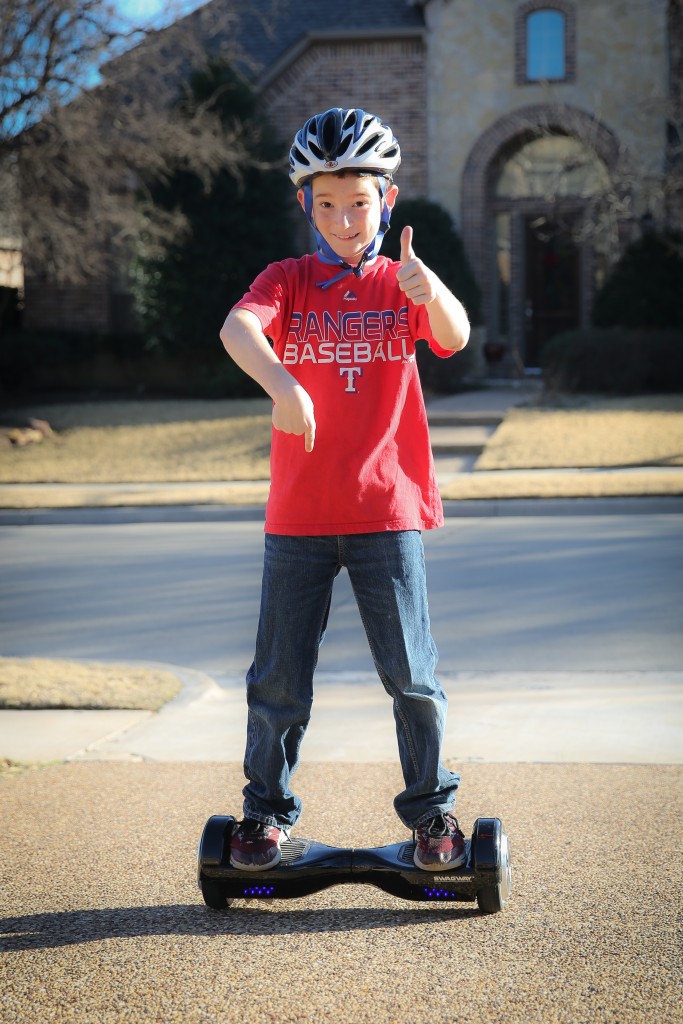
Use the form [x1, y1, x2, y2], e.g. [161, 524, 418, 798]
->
[461, 105, 622, 372]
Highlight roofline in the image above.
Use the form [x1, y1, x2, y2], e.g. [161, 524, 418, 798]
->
[256, 27, 427, 92]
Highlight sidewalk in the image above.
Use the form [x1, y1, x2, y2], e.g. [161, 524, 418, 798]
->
[3, 669, 680, 766]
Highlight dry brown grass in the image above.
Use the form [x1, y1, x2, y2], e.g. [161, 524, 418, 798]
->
[1, 394, 682, 506]
[0, 657, 181, 710]
[476, 395, 683, 471]
[1, 395, 681, 714]
[0, 399, 272, 483]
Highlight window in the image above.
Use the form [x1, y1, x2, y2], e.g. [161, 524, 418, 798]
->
[495, 136, 610, 200]
[515, 2, 576, 85]
[527, 10, 565, 80]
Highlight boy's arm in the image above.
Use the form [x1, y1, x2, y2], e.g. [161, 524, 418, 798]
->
[395, 226, 470, 352]
[220, 308, 316, 452]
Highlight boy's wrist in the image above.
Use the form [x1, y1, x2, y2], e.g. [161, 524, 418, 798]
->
[269, 373, 302, 405]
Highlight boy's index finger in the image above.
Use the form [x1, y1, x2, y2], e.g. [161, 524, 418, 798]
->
[400, 225, 415, 265]
[305, 417, 316, 453]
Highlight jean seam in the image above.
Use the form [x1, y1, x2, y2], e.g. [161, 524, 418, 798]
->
[353, 597, 422, 782]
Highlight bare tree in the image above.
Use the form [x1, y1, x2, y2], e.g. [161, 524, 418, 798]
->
[0, 0, 276, 286]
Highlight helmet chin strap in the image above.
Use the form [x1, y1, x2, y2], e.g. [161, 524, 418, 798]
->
[302, 178, 393, 291]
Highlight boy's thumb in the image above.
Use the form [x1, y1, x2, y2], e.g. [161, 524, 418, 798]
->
[400, 225, 415, 265]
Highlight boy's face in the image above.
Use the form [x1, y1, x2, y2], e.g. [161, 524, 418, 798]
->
[297, 173, 398, 265]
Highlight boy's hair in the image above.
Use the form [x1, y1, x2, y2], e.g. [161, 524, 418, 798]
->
[307, 169, 385, 193]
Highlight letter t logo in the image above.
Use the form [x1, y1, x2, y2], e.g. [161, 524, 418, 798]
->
[340, 367, 362, 393]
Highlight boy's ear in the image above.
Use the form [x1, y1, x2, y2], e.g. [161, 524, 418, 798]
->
[296, 188, 306, 212]
[385, 183, 399, 209]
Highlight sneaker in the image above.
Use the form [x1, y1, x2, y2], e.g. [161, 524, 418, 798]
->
[229, 818, 286, 871]
[413, 812, 466, 871]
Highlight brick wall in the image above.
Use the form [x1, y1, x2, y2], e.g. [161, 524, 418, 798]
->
[261, 35, 428, 203]
[22, 278, 110, 334]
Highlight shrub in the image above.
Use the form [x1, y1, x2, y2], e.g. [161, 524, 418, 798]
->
[381, 197, 480, 393]
[592, 233, 683, 329]
[540, 328, 683, 395]
[0, 329, 264, 398]
[382, 197, 482, 325]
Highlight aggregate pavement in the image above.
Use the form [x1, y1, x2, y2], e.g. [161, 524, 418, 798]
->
[2, 761, 681, 1024]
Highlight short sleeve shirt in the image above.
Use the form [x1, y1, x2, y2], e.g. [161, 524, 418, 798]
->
[233, 253, 454, 535]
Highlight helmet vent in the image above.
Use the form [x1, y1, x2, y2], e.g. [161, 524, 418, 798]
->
[357, 133, 382, 157]
[320, 111, 341, 156]
[336, 135, 352, 157]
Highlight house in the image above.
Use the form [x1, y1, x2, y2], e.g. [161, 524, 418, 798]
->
[18, 0, 682, 376]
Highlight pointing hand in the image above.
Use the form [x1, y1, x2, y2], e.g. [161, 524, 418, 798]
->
[272, 383, 316, 452]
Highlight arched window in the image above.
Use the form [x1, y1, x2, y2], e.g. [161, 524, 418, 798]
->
[527, 10, 565, 80]
[495, 135, 610, 199]
[515, 2, 576, 84]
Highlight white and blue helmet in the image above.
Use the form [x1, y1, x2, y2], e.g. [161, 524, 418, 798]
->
[289, 107, 401, 187]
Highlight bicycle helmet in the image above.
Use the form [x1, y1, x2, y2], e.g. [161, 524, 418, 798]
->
[290, 108, 401, 288]
[289, 107, 401, 187]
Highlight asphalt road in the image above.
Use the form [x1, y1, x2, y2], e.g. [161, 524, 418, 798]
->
[2, 514, 682, 675]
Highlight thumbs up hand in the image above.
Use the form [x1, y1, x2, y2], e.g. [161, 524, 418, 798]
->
[395, 225, 438, 306]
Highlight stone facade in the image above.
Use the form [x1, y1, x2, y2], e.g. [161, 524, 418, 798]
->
[422, 0, 673, 369]
[426, 0, 669, 218]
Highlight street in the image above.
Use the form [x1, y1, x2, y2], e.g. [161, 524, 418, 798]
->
[1, 514, 682, 675]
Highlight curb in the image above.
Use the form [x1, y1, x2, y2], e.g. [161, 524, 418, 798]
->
[1, 495, 682, 526]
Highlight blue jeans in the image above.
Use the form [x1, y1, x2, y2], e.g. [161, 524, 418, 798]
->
[242, 531, 460, 831]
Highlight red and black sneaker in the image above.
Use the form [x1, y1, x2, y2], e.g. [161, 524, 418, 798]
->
[413, 812, 466, 871]
[229, 818, 286, 871]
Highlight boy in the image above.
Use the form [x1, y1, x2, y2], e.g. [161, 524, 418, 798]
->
[219, 107, 470, 873]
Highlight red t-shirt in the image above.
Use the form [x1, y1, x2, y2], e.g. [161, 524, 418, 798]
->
[234, 253, 454, 536]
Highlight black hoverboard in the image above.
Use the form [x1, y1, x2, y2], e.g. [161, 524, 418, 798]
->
[197, 815, 511, 915]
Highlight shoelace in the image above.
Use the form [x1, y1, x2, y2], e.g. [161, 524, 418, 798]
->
[424, 813, 461, 837]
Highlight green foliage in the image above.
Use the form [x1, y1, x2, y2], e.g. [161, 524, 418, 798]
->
[132, 62, 294, 394]
[381, 197, 482, 325]
[592, 233, 683, 329]
[540, 328, 683, 395]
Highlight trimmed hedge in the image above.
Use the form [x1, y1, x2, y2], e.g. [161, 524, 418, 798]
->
[382, 197, 482, 326]
[540, 328, 683, 395]
[592, 233, 683, 330]
[381, 196, 480, 393]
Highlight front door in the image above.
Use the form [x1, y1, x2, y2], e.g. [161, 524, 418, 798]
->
[524, 215, 581, 367]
